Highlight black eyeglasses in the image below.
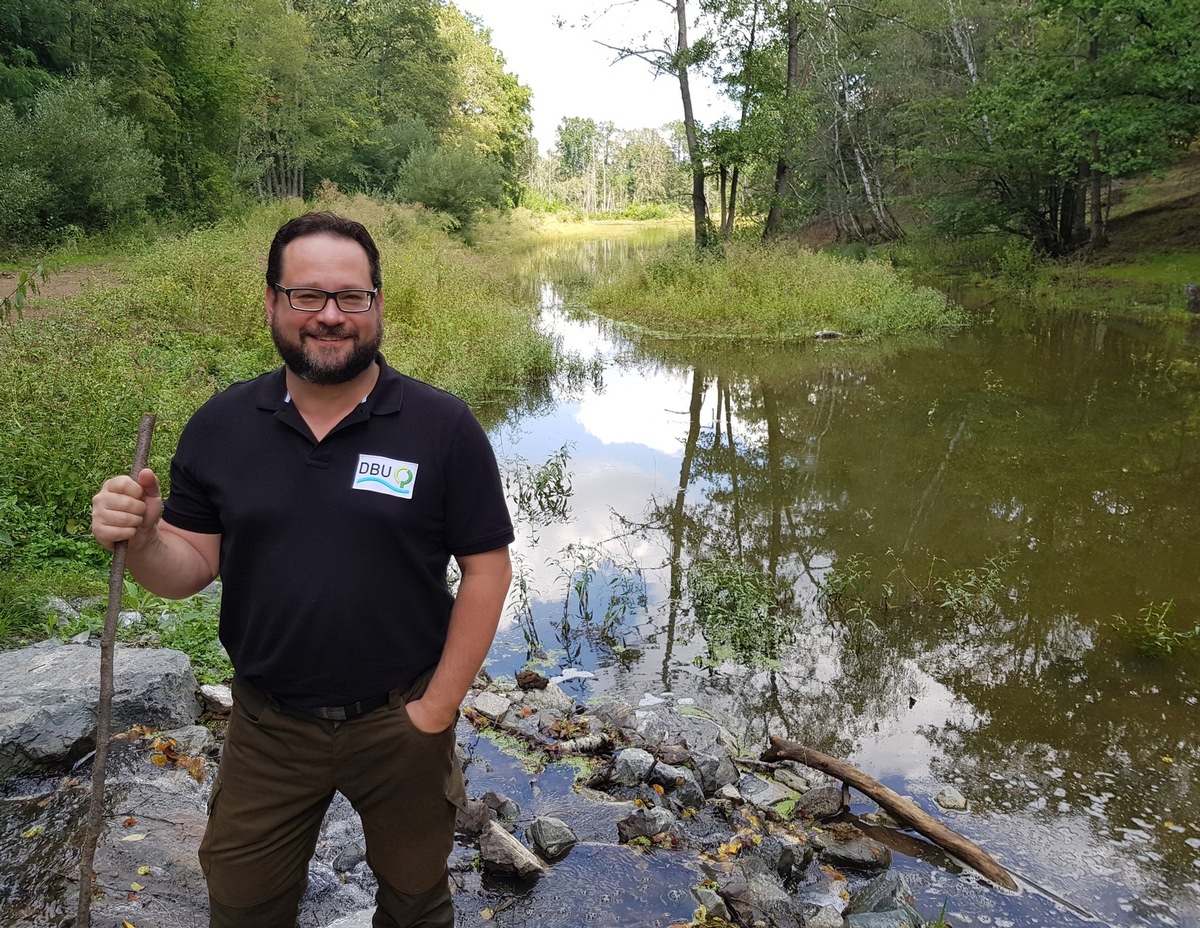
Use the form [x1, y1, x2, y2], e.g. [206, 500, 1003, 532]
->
[272, 284, 377, 313]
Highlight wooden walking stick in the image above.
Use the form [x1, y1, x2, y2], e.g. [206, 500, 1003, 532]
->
[76, 413, 156, 928]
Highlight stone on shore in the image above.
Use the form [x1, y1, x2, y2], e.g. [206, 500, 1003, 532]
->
[0, 640, 198, 780]
[479, 820, 547, 878]
[526, 816, 578, 858]
[935, 785, 968, 811]
[616, 805, 676, 842]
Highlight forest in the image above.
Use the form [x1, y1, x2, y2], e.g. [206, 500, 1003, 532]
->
[2, 0, 1197, 254]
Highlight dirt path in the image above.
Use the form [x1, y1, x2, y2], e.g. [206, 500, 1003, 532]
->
[1, 261, 130, 319]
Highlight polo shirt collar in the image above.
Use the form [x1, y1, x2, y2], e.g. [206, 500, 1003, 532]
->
[253, 353, 405, 417]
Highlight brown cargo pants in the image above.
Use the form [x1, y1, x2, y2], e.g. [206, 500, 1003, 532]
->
[199, 677, 465, 928]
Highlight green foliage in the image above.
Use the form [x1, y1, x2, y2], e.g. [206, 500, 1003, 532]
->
[395, 145, 507, 230]
[1111, 600, 1200, 658]
[0, 77, 161, 242]
[504, 443, 574, 532]
[586, 243, 969, 338]
[687, 555, 791, 667]
[0, 194, 558, 609]
[937, 554, 1014, 620]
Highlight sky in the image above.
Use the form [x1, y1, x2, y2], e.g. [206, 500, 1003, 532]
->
[454, 0, 733, 153]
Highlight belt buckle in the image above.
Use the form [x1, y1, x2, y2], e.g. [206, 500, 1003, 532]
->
[313, 705, 349, 721]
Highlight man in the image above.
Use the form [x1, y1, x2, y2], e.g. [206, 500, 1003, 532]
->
[91, 212, 514, 928]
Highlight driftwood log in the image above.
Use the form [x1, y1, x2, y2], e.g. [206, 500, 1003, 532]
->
[761, 736, 1018, 892]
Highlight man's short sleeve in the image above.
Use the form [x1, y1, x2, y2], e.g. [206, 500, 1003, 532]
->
[161, 416, 224, 535]
[443, 408, 514, 557]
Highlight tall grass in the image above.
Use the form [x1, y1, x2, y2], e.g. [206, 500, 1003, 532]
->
[586, 242, 969, 338]
[0, 193, 557, 625]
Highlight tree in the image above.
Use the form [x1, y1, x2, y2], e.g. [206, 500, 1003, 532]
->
[594, 0, 716, 246]
[0, 77, 161, 240]
[395, 144, 506, 230]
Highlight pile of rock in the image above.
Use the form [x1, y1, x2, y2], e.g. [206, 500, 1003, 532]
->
[460, 674, 929, 928]
[0, 641, 945, 928]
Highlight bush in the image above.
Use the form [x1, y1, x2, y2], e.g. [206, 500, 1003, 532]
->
[0, 77, 162, 242]
[395, 144, 506, 230]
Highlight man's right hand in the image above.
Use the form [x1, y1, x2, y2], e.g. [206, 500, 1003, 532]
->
[91, 467, 162, 552]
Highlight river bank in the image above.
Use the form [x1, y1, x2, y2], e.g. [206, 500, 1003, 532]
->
[0, 637, 998, 928]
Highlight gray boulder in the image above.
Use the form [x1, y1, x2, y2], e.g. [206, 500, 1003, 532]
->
[812, 826, 893, 872]
[616, 806, 676, 842]
[479, 821, 547, 879]
[526, 815, 578, 858]
[0, 641, 199, 780]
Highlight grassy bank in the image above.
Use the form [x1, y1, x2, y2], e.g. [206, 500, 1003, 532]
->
[584, 242, 969, 338]
[0, 192, 557, 644]
[887, 150, 1200, 321]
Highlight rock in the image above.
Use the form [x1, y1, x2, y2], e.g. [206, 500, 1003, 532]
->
[611, 748, 656, 786]
[516, 669, 549, 689]
[693, 884, 731, 920]
[935, 785, 968, 811]
[455, 797, 498, 836]
[846, 870, 919, 917]
[0, 641, 199, 780]
[518, 682, 574, 714]
[526, 816, 578, 858]
[846, 911, 922, 928]
[633, 710, 670, 748]
[751, 834, 797, 879]
[807, 905, 846, 928]
[616, 805, 676, 842]
[199, 683, 233, 714]
[481, 790, 520, 820]
[479, 820, 547, 879]
[811, 825, 893, 872]
[647, 760, 705, 809]
[333, 842, 366, 872]
[157, 724, 215, 757]
[470, 690, 510, 722]
[716, 784, 742, 802]
[692, 748, 739, 795]
[773, 767, 811, 794]
[792, 785, 845, 821]
[591, 697, 637, 730]
[325, 912, 374, 928]
[738, 775, 797, 815]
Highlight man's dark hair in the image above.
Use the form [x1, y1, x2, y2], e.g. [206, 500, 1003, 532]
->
[266, 211, 383, 290]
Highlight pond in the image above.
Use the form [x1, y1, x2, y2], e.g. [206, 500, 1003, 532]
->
[482, 232, 1200, 928]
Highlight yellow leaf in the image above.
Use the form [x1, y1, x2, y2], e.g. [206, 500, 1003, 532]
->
[130, 882, 145, 892]
[137, 866, 151, 875]
[480, 908, 495, 920]
[121, 833, 147, 842]
[1162, 756, 1174, 764]
[123, 922, 137, 928]
[150, 754, 168, 767]
[22, 826, 45, 839]
[1163, 821, 1174, 829]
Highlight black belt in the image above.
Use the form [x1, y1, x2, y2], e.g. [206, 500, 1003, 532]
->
[297, 692, 395, 721]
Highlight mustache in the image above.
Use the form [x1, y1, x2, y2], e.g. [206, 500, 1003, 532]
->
[303, 322, 355, 339]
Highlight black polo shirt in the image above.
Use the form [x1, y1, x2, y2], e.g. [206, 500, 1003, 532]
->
[161, 355, 514, 707]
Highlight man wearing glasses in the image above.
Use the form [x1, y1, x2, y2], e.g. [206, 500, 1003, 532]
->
[91, 212, 514, 928]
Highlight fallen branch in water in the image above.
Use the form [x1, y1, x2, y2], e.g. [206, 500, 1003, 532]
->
[761, 736, 1018, 892]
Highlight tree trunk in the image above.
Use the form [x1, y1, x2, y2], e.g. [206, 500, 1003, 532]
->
[674, 0, 710, 248]
[764, 4, 801, 240]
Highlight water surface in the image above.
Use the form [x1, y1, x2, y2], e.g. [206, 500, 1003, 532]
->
[485, 233, 1200, 927]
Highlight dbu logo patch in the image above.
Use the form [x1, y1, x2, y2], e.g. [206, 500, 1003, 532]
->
[352, 454, 418, 499]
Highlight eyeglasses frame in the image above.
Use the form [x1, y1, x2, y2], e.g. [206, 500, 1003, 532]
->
[272, 283, 378, 313]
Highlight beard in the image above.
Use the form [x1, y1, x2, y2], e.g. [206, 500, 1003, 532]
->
[271, 318, 383, 386]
